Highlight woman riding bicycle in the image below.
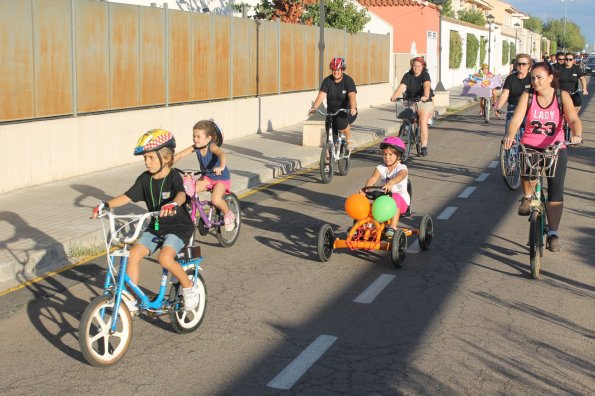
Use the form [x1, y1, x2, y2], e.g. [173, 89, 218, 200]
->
[558, 52, 589, 112]
[390, 57, 434, 157]
[503, 62, 583, 252]
[309, 57, 358, 151]
[495, 54, 533, 134]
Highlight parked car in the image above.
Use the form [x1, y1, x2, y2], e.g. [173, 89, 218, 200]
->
[585, 57, 595, 75]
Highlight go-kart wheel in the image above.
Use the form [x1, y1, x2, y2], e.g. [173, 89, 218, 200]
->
[317, 223, 335, 262]
[418, 215, 433, 250]
[390, 229, 407, 268]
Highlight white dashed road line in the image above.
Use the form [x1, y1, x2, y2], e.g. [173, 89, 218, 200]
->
[476, 172, 490, 181]
[437, 206, 458, 220]
[488, 160, 499, 168]
[267, 335, 338, 390]
[458, 186, 477, 198]
[353, 274, 396, 304]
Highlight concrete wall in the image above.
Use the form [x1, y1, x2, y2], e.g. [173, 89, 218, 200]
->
[440, 18, 512, 90]
[0, 83, 390, 193]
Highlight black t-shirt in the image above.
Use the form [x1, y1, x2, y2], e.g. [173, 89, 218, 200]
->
[558, 64, 583, 93]
[502, 73, 532, 105]
[320, 74, 357, 113]
[125, 170, 194, 243]
[400, 70, 434, 100]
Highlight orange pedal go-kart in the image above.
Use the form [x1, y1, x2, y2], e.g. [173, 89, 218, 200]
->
[317, 185, 433, 268]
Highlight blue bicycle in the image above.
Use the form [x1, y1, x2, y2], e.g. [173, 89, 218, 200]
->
[78, 210, 207, 367]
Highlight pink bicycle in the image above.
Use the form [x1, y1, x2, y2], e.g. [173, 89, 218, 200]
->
[178, 169, 241, 247]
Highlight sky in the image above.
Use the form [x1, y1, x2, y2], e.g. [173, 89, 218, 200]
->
[505, 0, 595, 50]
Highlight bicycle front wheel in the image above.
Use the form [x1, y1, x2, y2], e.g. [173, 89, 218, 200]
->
[79, 295, 133, 367]
[216, 193, 241, 247]
[319, 142, 334, 184]
[529, 211, 542, 279]
[484, 98, 491, 123]
[398, 123, 413, 162]
[499, 141, 521, 190]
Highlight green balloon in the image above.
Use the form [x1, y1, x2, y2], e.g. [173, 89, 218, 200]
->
[372, 195, 397, 222]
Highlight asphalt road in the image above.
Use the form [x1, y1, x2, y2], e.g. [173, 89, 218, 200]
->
[1, 93, 594, 395]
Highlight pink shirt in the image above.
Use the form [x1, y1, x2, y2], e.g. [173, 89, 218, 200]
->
[521, 93, 565, 149]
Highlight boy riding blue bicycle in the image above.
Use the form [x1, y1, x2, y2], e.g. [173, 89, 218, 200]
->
[92, 129, 200, 311]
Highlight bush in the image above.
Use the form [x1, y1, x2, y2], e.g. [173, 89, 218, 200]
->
[502, 41, 509, 65]
[466, 33, 479, 69]
[457, 9, 486, 27]
[509, 42, 516, 63]
[449, 31, 463, 69]
[479, 37, 487, 65]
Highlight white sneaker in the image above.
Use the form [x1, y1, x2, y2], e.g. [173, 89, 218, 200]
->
[182, 283, 200, 312]
[224, 212, 236, 232]
[121, 290, 138, 314]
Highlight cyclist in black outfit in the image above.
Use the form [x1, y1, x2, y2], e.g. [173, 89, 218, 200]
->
[309, 57, 358, 151]
[495, 53, 533, 133]
[558, 52, 589, 111]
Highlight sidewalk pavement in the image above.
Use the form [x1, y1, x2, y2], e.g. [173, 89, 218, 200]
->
[0, 85, 477, 292]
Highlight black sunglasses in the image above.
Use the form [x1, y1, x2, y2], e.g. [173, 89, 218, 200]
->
[557, 58, 564, 61]
[565, 58, 574, 61]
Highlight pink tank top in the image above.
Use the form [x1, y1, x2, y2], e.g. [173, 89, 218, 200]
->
[521, 93, 565, 149]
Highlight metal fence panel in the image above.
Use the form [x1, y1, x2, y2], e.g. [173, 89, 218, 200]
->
[0, 0, 34, 121]
[139, 6, 165, 106]
[191, 12, 211, 101]
[110, 3, 139, 109]
[258, 20, 278, 95]
[34, 0, 72, 117]
[232, 17, 252, 97]
[75, 0, 110, 113]
[168, 10, 191, 103]
[211, 15, 231, 99]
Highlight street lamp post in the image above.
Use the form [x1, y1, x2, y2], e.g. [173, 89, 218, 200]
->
[434, 0, 447, 91]
[514, 22, 520, 56]
[487, 14, 495, 71]
[561, 0, 573, 52]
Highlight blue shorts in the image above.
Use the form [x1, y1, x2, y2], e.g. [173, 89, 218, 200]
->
[136, 232, 185, 255]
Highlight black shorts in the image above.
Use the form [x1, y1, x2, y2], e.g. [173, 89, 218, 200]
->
[326, 112, 357, 137]
[571, 92, 582, 107]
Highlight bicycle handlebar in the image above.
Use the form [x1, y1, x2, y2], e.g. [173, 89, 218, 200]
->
[97, 210, 160, 244]
[394, 97, 429, 103]
[314, 108, 349, 117]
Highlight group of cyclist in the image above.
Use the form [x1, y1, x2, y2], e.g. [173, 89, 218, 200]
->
[310, 53, 586, 253]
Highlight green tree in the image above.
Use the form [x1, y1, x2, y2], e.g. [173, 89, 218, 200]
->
[254, 0, 317, 23]
[543, 18, 585, 51]
[509, 42, 516, 62]
[429, 0, 454, 18]
[303, 0, 370, 33]
[524, 16, 543, 34]
[457, 8, 486, 27]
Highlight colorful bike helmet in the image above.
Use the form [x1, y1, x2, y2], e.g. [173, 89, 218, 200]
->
[380, 136, 406, 154]
[134, 129, 176, 156]
[329, 57, 347, 71]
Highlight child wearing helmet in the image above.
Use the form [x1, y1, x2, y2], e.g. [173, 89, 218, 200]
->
[91, 129, 200, 312]
[361, 136, 410, 238]
[174, 120, 235, 232]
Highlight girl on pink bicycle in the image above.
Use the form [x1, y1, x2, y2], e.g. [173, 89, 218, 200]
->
[175, 120, 235, 232]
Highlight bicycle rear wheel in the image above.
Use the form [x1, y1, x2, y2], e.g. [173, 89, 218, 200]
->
[398, 123, 413, 162]
[529, 211, 542, 279]
[499, 141, 521, 190]
[337, 142, 350, 176]
[169, 270, 207, 334]
[319, 142, 334, 184]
